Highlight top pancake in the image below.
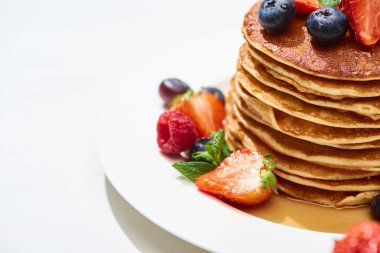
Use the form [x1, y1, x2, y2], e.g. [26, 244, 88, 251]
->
[243, 2, 380, 81]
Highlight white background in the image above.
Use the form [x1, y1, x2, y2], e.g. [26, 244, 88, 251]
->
[0, 0, 254, 252]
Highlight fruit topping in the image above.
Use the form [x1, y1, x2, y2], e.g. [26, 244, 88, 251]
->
[372, 195, 380, 221]
[173, 129, 232, 182]
[333, 222, 380, 253]
[171, 92, 226, 137]
[202, 87, 226, 105]
[294, 0, 321, 15]
[306, 7, 347, 43]
[189, 137, 213, 161]
[172, 130, 278, 206]
[341, 0, 380, 46]
[258, 0, 296, 32]
[159, 78, 191, 105]
[157, 111, 198, 155]
[195, 151, 278, 206]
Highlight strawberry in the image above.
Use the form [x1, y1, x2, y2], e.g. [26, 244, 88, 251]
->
[333, 221, 380, 253]
[295, 0, 321, 15]
[341, 0, 380, 46]
[171, 92, 226, 137]
[195, 150, 277, 206]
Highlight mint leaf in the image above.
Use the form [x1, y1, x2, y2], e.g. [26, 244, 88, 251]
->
[261, 170, 278, 194]
[172, 129, 233, 182]
[318, 0, 339, 7]
[263, 154, 277, 170]
[208, 129, 226, 164]
[172, 162, 216, 182]
[192, 151, 215, 164]
[197, 130, 231, 163]
[209, 131, 218, 138]
[221, 142, 232, 161]
[205, 142, 214, 158]
[261, 154, 278, 194]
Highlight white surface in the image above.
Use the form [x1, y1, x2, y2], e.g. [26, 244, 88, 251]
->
[96, 8, 338, 253]
[0, 0, 260, 252]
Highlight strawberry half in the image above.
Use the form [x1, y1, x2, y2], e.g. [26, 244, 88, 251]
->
[171, 92, 226, 137]
[295, 0, 321, 15]
[341, 0, 380, 46]
[195, 150, 277, 206]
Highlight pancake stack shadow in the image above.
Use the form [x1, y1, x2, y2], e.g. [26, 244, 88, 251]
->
[226, 2, 380, 207]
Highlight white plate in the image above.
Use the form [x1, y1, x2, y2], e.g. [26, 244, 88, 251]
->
[96, 26, 338, 253]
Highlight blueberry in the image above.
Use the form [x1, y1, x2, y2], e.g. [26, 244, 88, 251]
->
[202, 87, 225, 105]
[306, 8, 348, 44]
[258, 0, 296, 32]
[159, 78, 191, 104]
[371, 195, 380, 220]
[189, 138, 212, 161]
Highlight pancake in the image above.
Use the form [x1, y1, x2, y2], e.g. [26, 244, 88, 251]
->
[232, 90, 380, 150]
[226, 136, 243, 150]
[229, 103, 380, 169]
[274, 170, 380, 192]
[239, 44, 380, 117]
[243, 2, 380, 80]
[225, 1, 380, 208]
[277, 177, 380, 208]
[224, 109, 380, 180]
[327, 141, 380, 150]
[236, 68, 380, 129]
[248, 46, 380, 100]
[226, 124, 380, 180]
[224, 115, 380, 207]
[231, 76, 380, 146]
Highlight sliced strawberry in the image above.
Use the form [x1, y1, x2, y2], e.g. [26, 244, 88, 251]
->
[171, 92, 226, 137]
[341, 0, 380, 46]
[295, 0, 321, 15]
[195, 150, 277, 206]
[333, 222, 380, 253]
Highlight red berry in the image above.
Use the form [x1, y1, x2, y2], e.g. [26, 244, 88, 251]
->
[341, 0, 380, 46]
[333, 222, 380, 253]
[171, 92, 226, 137]
[294, 0, 321, 15]
[157, 111, 198, 155]
[195, 149, 274, 206]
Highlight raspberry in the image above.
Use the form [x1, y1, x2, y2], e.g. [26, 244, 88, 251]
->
[333, 222, 380, 253]
[157, 111, 198, 155]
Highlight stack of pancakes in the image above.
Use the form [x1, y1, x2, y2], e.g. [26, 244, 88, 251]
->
[225, 2, 380, 207]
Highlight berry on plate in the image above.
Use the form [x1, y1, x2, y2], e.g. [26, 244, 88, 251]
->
[195, 150, 278, 206]
[306, 7, 348, 43]
[159, 78, 191, 105]
[294, 0, 321, 15]
[156, 111, 198, 155]
[333, 222, 380, 253]
[341, 0, 380, 46]
[258, 0, 296, 32]
[171, 92, 226, 137]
